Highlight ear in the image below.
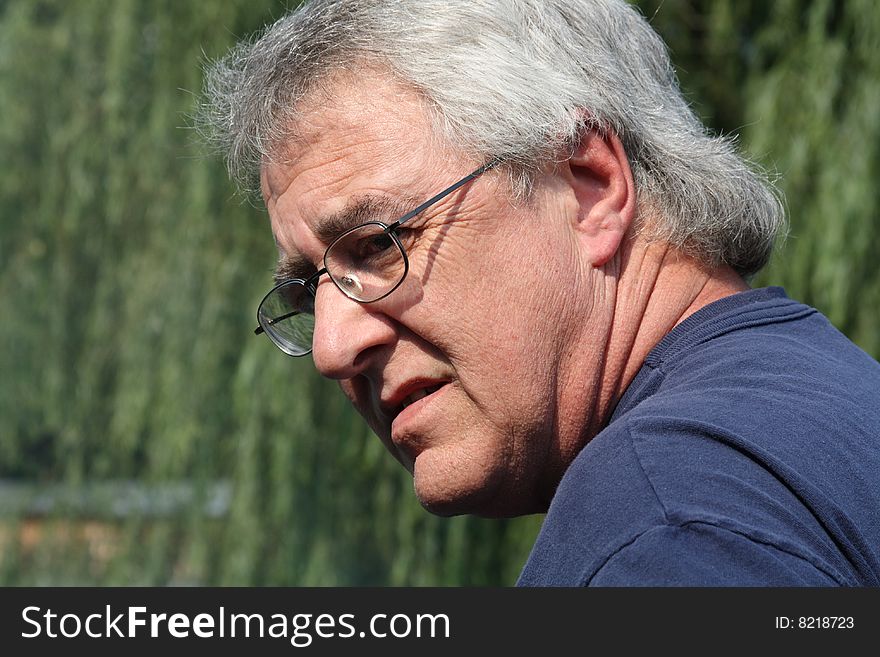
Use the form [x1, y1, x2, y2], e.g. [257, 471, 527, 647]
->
[564, 128, 637, 267]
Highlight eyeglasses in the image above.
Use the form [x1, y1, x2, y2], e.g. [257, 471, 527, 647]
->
[254, 160, 498, 356]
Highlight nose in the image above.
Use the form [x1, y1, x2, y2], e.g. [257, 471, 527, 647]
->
[310, 279, 397, 379]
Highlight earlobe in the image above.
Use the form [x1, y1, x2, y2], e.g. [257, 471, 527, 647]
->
[565, 128, 637, 267]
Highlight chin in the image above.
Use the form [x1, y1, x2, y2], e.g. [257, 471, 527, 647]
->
[411, 443, 540, 518]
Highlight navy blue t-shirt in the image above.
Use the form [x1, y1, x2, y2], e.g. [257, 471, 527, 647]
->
[518, 287, 880, 586]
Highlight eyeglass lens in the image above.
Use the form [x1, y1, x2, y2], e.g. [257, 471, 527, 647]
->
[258, 281, 316, 356]
[257, 223, 407, 355]
[325, 222, 407, 302]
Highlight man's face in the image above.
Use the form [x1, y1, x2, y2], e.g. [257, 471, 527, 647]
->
[261, 72, 595, 516]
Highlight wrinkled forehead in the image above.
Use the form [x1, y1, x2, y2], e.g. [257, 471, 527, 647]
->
[259, 66, 448, 199]
[258, 66, 486, 279]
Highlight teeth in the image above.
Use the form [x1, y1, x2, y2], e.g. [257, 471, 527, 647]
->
[402, 389, 428, 409]
[400, 385, 441, 410]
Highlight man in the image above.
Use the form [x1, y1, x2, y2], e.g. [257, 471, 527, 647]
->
[202, 0, 880, 585]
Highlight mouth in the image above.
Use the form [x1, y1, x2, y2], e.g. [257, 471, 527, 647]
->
[382, 380, 453, 469]
[382, 379, 451, 424]
[399, 383, 445, 412]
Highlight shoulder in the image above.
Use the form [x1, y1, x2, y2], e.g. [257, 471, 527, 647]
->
[518, 413, 865, 586]
[651, 294, 880, 404]
[588, 521, 840, 586]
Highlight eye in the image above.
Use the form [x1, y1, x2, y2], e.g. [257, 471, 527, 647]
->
[355, 231, 396, 258]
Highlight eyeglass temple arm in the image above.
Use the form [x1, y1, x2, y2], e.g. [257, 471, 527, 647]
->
[254, 310, 300, 334]
[385, 158, 502, 232]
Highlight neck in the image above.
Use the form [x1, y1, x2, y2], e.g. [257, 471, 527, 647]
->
[544, 237, 748, 501]
[604, 241, 749, 412]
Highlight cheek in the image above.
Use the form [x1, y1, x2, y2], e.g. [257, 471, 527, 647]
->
[423, 225, 573, 358]
[401, 208, 578, 411]
[421, 273, 564, 423]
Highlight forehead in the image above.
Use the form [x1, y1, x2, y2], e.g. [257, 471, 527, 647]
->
[260, 68, 447, 217]
[260, 68, 479, 285]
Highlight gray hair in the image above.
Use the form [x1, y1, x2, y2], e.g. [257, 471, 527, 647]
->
[201, 0, 785, 276]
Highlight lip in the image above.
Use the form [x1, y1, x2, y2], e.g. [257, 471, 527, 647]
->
[382, 379, 450, 417]
[387, 380, 451, 435]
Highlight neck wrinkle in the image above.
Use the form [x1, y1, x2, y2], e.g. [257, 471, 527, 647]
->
[540, 238, 748, 506]
[601, 241, 749, 427]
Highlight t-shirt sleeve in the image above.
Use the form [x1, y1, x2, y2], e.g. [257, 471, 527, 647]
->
[588, 522, 840, 586]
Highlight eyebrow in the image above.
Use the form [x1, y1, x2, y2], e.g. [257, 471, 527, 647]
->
[273, 194, 416, 285]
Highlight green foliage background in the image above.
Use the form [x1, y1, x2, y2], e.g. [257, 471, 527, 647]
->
[0, 0, 877, 585]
